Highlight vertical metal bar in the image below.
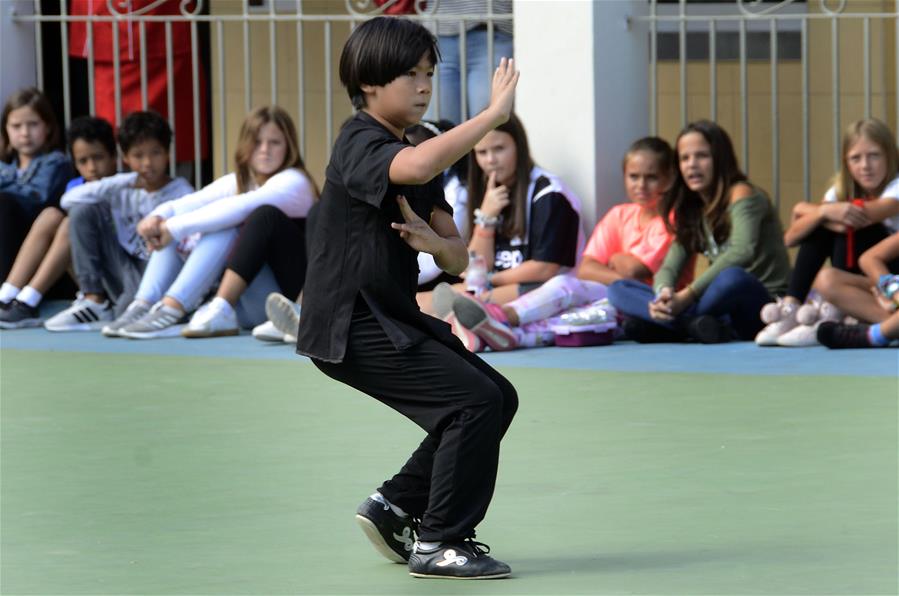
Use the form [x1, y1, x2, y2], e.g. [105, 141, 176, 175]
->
[459, 22, 468, 122]
[710, 19, 717, 122]
[679, 0, 687, 127]
[113, 16, 122, 129]
[863, 17, 871, 120]
[831, 17, 840, 172]
[217, 20, 227, 177]
[650, 0, 657, 135]
[166, 22, 176, 175]
[243, 0, 251, 114]
[270, 0, 277, 104]
[87, 18, 96, 114]
[325, 21, 333, 158]
[770, 19, 779, 209]
[896, 1, 899, 130]
[190, 20, 201, 188]
[60, 0, 71, 127]
[739, 18, 748, 171]
[33, 0, 43, 90]
[296, 0, 306, 158]
[139, 21, 148, 110]
[801, 18, 809, 201]
[486, 0, 494, 89]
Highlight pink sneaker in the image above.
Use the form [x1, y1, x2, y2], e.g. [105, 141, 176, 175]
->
[444, 312, 483, 352]
[451, 295, 517, 351]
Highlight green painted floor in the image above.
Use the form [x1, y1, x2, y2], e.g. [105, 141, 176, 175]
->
[1, 350, 897, 595]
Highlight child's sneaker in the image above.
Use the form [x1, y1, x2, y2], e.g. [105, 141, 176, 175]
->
[451, 295, 517, 351]
[431, 282, 458, 319]
[408, 539, 511, 580]
[755, 299, 799, 346]
[817, 322, 875, 349]
[252, 320, 285, 342]
[355, 494, 417, 563]
[264, 292, 301, 337]
[445, 312, 484, 353]
[118, 302, 186, 339]
[101, 300, 151, 337]
[43, 296, 113, 332]
[182, 298, 239, 338]
[0, 299, 42, 329]
[685, 315, 732, 343]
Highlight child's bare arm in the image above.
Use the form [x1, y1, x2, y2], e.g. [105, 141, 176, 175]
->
[389, 58, 519, 185]
[859, 233, 899, 281]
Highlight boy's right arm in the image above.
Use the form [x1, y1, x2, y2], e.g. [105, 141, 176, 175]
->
[388, 58, 519, 185]
[59, 173, 132, 210]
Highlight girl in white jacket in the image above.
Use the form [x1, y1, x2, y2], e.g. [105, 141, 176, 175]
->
[106, 106, 316, 338]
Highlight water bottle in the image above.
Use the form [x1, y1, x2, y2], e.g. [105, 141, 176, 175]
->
[465, 252, 488, 294]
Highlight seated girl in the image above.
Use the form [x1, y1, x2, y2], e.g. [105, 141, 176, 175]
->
[439, 136, 687, 351]
[607, 120, 791, 343]
[418, 113, 583, 317]
[103, 106, 317, 339]
[756, 118, 899, 346]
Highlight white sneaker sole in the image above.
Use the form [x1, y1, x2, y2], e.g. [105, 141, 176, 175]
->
[44, 321, 107, 332]
[354, 514, 407, 564]
[120, 324, 186, 339]
[409, 570, 511, 580]
[265, 293, 301, 337]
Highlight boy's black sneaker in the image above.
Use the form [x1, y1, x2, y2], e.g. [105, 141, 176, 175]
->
[685, 315, 732, 344]
[0, 299, 41, 329]
[408, 539, 511, 580]
[817, 322, 874, 349]
[355, 496, 417, 563]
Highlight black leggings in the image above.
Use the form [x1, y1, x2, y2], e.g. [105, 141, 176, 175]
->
[227, 204, 307, 300]
[0, 193, 39, 282]
[787, 223, 891, 300]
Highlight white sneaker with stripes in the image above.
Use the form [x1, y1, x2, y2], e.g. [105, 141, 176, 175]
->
[101, 300, 152, 337]
[44, 295, 113, 332]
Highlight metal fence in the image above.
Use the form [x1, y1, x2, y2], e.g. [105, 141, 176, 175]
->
[11, 0, 512, 188]
[640, 0, 899, 206]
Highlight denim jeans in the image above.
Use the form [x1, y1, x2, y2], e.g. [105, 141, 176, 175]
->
[234, 264, 280, 329]
[68, 202, 145, 315]
[135, 229, 238, 312]
[425, 29, 514, 125]
[608, 267, 774, 340]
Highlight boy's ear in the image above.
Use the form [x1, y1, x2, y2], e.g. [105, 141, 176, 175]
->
[360, 83, 377, 95]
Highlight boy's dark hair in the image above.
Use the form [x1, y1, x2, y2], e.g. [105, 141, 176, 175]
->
[339, 16, 440, 110]
[67, 116, 116, 157]
[117, 110, 172, 154]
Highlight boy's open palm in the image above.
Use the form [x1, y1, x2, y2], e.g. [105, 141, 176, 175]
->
[391, 196, 442, 254]
[488, 57, 519, 124]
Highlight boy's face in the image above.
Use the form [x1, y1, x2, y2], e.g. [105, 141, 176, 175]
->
[71, 138, 117, 182]
[123, 138, 170, 190]
[362, 53, 433, 129]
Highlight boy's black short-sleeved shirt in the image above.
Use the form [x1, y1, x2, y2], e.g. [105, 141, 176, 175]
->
[295, 111, 454, 363]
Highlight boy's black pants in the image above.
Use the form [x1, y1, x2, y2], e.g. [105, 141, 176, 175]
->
[313, 307, 518, 543]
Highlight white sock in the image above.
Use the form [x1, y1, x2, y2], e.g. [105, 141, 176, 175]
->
[210, 296, 235, 315]
[416, 541, 442, 551]
[16, 286, 43, 308]
[370, 492, 408, 518]
[0, 282, 20, 303]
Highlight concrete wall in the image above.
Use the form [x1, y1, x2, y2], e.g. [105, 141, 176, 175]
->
[0, 1, 38, 105]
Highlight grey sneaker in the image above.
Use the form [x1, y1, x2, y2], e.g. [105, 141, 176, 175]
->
[101, 301, 152, 337]
[408, 539, 510, 580]
[0, 299, 41, 329]
[264, 292, 301, 337]
[118, 302, 186, 339]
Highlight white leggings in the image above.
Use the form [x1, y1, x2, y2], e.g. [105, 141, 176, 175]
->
[506, 274, 608, 347]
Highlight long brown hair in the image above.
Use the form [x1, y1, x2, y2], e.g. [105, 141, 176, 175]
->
[233, 105, 316, 195]
[1, 87, 62, 162]
[831, 118, 899, 201]
[466, 113, 534, 240]
[661, 120, 748, 254]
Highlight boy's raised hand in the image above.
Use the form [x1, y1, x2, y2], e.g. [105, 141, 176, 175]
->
[488, 57, 519, 125]
[391, 196, 442, 254]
